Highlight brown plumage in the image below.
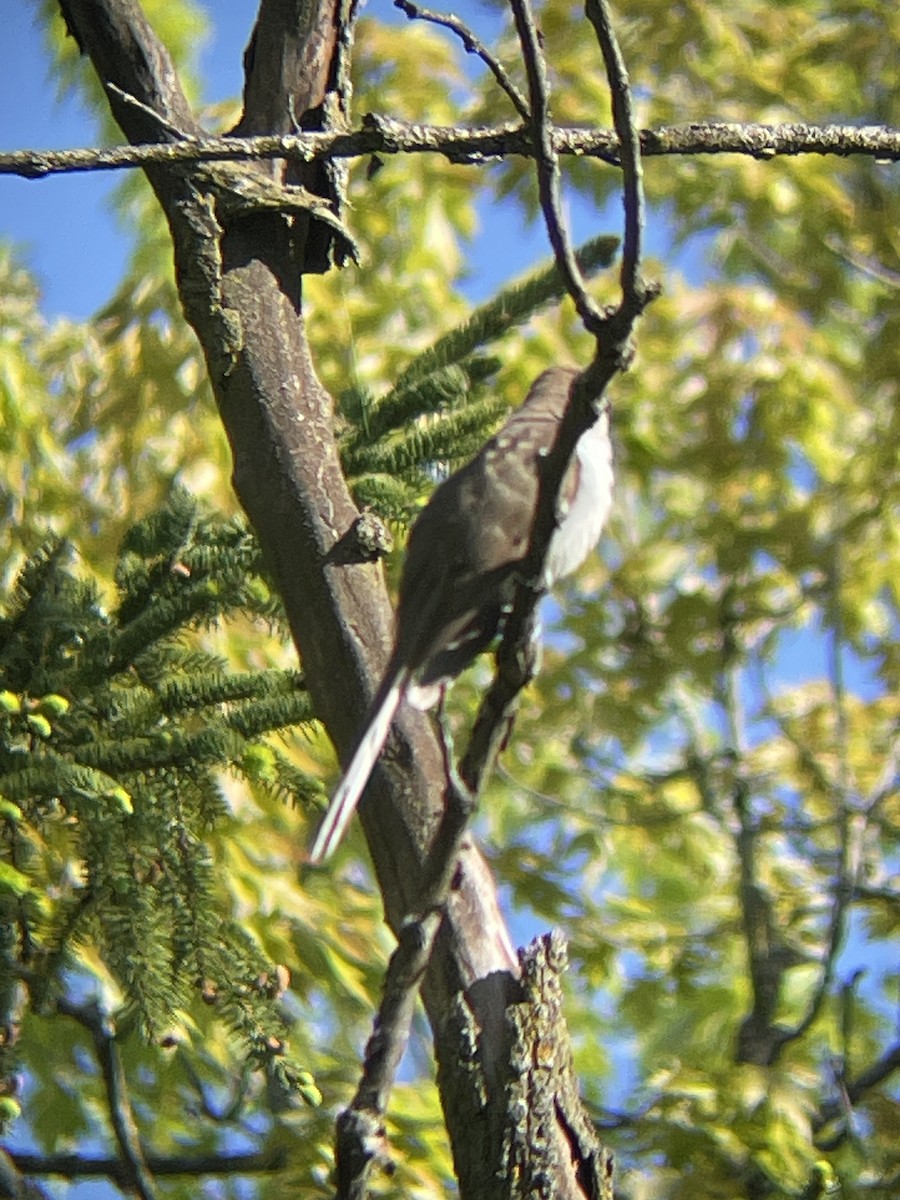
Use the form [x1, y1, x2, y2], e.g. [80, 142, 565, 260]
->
[309, 367, 613, 862]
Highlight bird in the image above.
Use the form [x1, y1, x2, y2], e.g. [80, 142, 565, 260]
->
[308, 366, 613, 862]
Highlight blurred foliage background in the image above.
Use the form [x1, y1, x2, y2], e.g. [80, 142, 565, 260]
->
[1, 0, 898, 1197]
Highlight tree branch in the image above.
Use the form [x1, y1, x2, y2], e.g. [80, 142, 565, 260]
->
[814, 1042, 900, 1143]
[234, 0, 361, 270]
[394, 0, 529, 120]
[509, 0, 605, 332]
[237, 0, 348, 135]
[585, 0, 647, 308]
[58, 0, 201, 142]
[459, 602, 542, 796]
[55, 998, 157, 1200]
[468, 0, 656, 817]
[719, 592, 796, 1068]
[334, 905, 446, 1198]
[842, 1042, 900, 1107]
[6, 1149, 286, 1183]
[335, 711, 496, 1198]
[2, 121, 897, 181]
[778, 552, 860, 1047]
[54, 6, 528, 1199]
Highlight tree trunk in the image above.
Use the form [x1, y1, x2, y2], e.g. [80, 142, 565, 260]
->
[57, 1, 608, 1193]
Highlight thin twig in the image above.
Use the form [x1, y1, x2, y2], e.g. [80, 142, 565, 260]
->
[781, 545, 863, 1045]
[56, 998, 158, 1200]
[335, 709, 476, 1198]
[827, 540, 854, 804]
[585, 0, 646, 305]
[508, 0, 605, 332]
[814, 1041, 900, 1135]
[106, 82, 187, 141]
[394, 0, 530, 120]
[464, 0, 659, 821]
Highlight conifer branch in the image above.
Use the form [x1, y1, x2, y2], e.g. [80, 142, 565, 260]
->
[341, 364, 477, 451]
[156, 667, 306, 716]
[346, 474, 431, 523]
[0, 500, 318, 1098]
[341, 396, 509, 482]
[389, 232, 618, 394]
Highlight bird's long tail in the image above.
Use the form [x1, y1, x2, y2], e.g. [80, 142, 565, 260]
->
[308, 665, 409, 863]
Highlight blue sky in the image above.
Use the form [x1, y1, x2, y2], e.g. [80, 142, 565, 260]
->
[0, 0, 644, 318]
[1, 2, 500, 317]
[1, 1, 260, 318]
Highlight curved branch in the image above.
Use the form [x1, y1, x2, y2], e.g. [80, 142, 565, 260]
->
[509, 0, 605, 332]
[586, 0, 646, 307]
[394, 0, 529, 120]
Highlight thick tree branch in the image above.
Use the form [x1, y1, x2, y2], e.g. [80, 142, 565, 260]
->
[58, 0, 201, 142]
[237, 0, 345, 135]
[234, 0, 361, 270]
[2, 120, 897, 181]
[499, 934, 613, 1200]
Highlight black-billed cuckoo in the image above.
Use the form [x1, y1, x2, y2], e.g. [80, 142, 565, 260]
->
[309, 366, 613, 862]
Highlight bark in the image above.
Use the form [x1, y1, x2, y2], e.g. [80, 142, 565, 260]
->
[56, 1, 606, 1194]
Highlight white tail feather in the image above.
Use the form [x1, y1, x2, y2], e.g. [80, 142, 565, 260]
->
[308, 669, 408, 863]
